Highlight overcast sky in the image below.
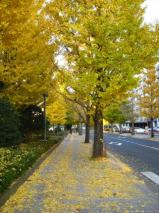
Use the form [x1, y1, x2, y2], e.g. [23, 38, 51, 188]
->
[144, 0, 159, 24]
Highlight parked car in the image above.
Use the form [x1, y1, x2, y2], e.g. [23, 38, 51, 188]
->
[145, 127, 159, 134]
[154, 127, 159, 132]
[104, 126, 111, 131]
[134, 127, 145, 134]
[144, 128, 149, 134]
[49, 126, 54, 131]
[112, 126, 120, 132]
[122, 127, 131, 133]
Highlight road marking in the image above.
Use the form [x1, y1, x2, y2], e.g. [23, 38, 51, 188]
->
[141, 172, 159, 186]
[109, 142, 123, 146]
[109, 142, 116, 144]
[108, 137, 159, 151]
[116, 143, 122, 146]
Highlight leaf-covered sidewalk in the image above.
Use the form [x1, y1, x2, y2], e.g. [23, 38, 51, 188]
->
[0, 134, 159, 213]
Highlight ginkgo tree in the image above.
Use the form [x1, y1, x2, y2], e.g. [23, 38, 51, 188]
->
[0, 0, 57, 106]
[47, 96, 67, 126]
[45, 0, 159, 157]
[59, 70, 96, 143]
[104, 104, 127, 133]
[139, 69, 159, 137]
[2, 0, 159, 157]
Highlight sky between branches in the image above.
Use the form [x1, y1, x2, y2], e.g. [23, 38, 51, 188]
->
[55, 0, 159, 67]
[144, 0, 159, 24]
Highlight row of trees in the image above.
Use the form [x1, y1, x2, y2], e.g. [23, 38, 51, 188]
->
[44, 0, 159, 156]
[1, 0, 159, 156]
[104, 69, 159, 138]
[140, 69, 159, 137]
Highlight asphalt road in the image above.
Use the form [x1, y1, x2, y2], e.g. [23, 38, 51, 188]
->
[104, 133, 159, 176]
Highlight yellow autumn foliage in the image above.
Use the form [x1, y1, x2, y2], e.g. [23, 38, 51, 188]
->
[0, 0, 57, 105]
[47, 96, 67, 125]
[0, 135, 155, 212]
[140, 69, 159, 119]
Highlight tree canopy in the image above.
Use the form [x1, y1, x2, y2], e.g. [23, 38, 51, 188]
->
[140, 69, 159, 119]
[0, 0, 57, 105]
[1, 0, 159, 156]
[45, 0, 159, 156]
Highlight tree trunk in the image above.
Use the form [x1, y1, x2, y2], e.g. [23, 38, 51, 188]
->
[100, 117, 103, 139]
[119, 124, 122, 134]
[78, 123, 82, 135]
[85, 114, 90, 143]
[111, 123, 113, 133]
[131, 122, 135, 135]
[93, 106, 106, 158]
[150, 117, 154, 138]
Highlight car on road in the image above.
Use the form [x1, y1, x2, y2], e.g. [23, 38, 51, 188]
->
[134, 127, 145, 134]
[49, 126, 54, 131]
[144, 127, 159, 135]
[122, 127, 131, 133]
[154, 127, 159, 133]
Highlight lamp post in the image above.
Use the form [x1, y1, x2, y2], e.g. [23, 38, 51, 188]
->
[43, 93, 48, 141]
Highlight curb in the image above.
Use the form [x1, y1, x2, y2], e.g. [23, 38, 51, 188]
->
[145, 137, 159, 142]
[90, 138, 131, 170]
[0, 137, 64, 207]
[107, 152, 133, 172]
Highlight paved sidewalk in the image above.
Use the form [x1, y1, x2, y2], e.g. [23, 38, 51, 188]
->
[0, 134, 159, 212]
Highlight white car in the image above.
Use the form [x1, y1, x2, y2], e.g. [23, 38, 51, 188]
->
[145, 127, 159, 135]
[134, 127, 145, 134]
[49, 126, 54, 131]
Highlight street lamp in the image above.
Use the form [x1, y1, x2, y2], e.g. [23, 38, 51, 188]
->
[43, 93, 48, 141]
